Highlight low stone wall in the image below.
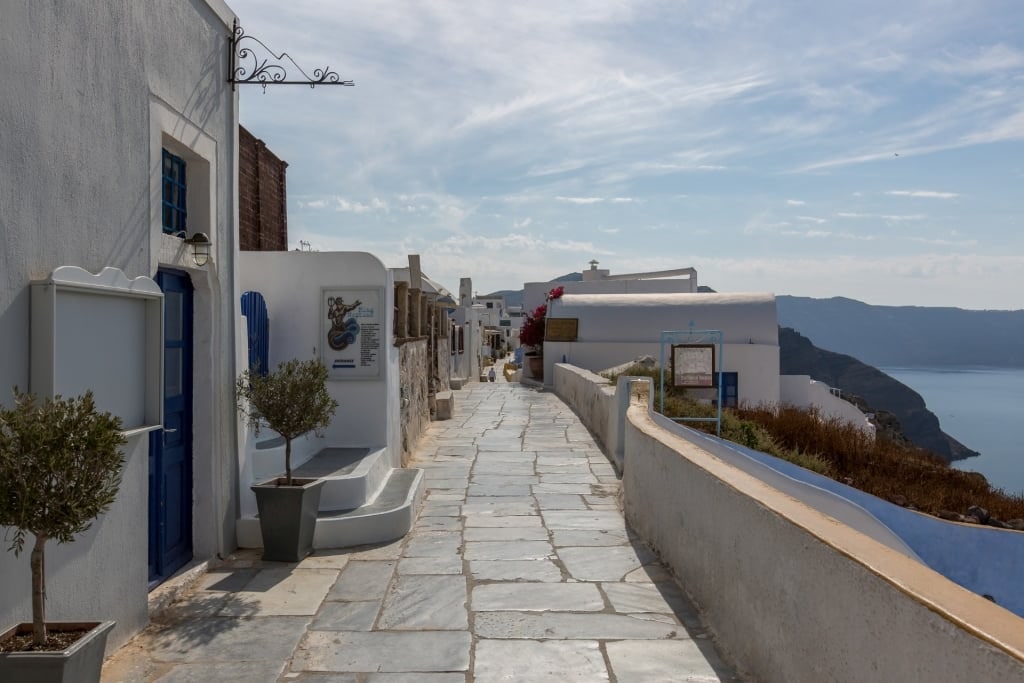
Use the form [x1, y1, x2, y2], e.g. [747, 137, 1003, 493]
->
[553, 363, 651, 473]
[398, 339, 430, 465]
[552, 364, 615, 450]
[552, 363, 1024, 681]
[623, 382, 1024, 682]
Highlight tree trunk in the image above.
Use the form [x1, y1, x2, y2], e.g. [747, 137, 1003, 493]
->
[284, 437, 292, 486]
[31, 533, 48, 645]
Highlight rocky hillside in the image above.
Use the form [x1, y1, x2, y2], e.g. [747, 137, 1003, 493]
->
[780, 327, 978, 462]
[778, 296, 1024, 368]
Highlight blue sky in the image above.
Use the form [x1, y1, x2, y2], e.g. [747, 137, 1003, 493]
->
[232, 0, 1023, 309]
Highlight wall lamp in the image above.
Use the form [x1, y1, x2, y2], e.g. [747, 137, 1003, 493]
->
[183, 232, 211, 267]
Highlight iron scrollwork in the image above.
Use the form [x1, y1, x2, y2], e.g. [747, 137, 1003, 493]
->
[228, 20, 354, 91]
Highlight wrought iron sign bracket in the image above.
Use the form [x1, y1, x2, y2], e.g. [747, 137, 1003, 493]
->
[228, 19, 354, 92]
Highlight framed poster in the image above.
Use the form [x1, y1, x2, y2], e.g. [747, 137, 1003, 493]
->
[671, 344, 715, 388]
[321, 288, 382, 379]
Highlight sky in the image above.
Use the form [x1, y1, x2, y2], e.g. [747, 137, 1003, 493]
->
[231, 0, 1024, 310]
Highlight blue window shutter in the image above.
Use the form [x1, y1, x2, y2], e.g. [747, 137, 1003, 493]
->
[240, 291, 270, 375]
[161, 149, 188, 235]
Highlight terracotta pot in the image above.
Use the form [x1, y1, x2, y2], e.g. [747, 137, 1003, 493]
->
[526, 355, 544, 380]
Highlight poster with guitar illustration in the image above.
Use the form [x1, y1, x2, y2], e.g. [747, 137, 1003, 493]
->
[321, 288, 382, 379]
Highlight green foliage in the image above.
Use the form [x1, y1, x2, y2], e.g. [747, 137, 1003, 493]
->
[0, 388, 126, 645]
[0, 389, 126, 555]
[236, 359, 338, 484]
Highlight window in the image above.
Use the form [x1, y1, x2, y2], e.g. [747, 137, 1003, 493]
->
[162, 149, 187, 235]
[486, 302, 493, 309]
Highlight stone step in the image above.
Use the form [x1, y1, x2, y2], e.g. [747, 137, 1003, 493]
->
[235, 467, 424, 551]
[254, 446, 390, 512]
[313, 468, 425, 548]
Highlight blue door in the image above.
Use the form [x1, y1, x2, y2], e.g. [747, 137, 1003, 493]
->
[722, 372, 739, 408]
[149, 270, 194, 586]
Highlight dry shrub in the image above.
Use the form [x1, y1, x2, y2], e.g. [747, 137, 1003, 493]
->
[608, 364, 1024, 521]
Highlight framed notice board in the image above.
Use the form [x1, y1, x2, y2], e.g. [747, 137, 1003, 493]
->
[545, 318, 578, 342]
[671, 344, 715, 388]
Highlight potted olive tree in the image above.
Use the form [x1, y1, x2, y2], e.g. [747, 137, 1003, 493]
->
[0, 389, 126, 683]
[236, 358, 338, 562]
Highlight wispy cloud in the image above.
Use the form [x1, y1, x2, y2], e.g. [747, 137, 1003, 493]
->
[555, 196, 634, 205]
[556, 196, 604, 205]
[909, 236, 978, 247]
[886, 190, 960, 199]
[232, 0, 1024, 307]
[934, 44, 1024, 75]
[881, 214, 927, 222]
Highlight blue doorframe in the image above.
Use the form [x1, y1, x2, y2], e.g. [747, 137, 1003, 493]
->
[149, 269, 194, 587]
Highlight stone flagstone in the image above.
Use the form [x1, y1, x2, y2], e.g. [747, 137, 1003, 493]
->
[100, 381, 738, 683]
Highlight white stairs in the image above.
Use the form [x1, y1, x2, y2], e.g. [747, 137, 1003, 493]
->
[237, 439, 424, 551]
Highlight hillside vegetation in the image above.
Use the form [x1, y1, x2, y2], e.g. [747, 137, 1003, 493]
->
[610, 364, 1024, 525]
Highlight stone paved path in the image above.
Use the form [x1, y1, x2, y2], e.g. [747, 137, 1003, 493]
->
[102, 382, 741, 682]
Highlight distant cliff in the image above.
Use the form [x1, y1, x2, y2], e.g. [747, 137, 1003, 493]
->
[777, 296, 1024, 368]
[780, 327, 978, 462]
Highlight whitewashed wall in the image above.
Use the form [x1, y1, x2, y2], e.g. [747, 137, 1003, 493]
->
[0, 0, 239, 652]
[780, 375, 874, 435]
[623, 393, 1024, 682]
[237, 251, 400, 463]
[543, 341, 780, 406]
[522, 277, 700, 318]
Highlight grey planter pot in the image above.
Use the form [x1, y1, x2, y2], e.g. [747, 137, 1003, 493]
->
[0, 620, 114, 683]
[251, 477, 325, 562]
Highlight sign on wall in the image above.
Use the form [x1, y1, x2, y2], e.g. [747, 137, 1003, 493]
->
[321, 288, 382, 379]
[671, 344, 715, 387]
[545, 318, 579, 342]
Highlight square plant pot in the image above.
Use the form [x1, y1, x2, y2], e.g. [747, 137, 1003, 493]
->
[0, 620, 114, 683]
[251, 478, 325, 562]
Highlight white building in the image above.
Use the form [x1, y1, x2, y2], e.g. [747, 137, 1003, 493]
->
[545, 292, 781, 407]
[1, 0, 240, 651]
[522, 261, 699, 317]
[532, 263, 871, 432]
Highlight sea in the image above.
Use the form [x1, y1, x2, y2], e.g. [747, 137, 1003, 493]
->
[881, 367, 1024, 497]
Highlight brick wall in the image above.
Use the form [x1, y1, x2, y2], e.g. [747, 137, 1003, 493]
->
[239, 126, 288, 251]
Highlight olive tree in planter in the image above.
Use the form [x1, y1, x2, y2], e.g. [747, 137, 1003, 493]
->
[0, 389, 126, 683]
[236, 359, 338, 562]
